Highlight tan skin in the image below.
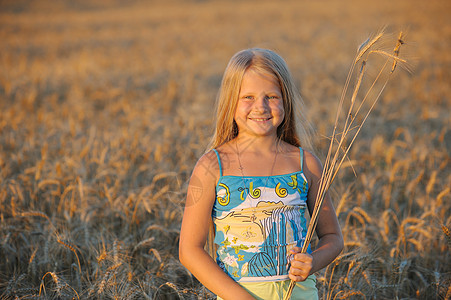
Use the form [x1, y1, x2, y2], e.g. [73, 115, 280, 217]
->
[179, 69, 343, 299]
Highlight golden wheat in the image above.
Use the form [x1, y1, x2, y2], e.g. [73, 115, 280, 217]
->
[285, 29, 408, 299]
[0, 0, 449, 299]
[57, 238, 82, 274]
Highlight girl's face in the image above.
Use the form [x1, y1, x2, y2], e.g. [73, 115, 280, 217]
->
[234, 69, 285, 139]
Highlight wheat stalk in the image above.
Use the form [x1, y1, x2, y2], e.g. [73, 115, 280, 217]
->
[284, 29, 405, 299]
[57, 238, 82, 275]
[39, 272, 62, 297]
[39, 272, 80, 299]
[97, 270, 112, 295]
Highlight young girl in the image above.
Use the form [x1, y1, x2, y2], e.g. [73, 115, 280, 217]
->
[179, 48, 343, 299]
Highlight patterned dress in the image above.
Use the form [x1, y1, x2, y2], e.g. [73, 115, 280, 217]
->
[212, 148, 311, 283]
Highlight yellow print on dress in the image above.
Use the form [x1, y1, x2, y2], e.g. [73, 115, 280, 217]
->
[275, 182, 288, 198]
[222, 237, 231, 247]
[232, 244, 250, 254]
[249, 182, 261, 199]
[242, 226, 257, 239]
[288, 174, 307, 194]
[296, 180, 307, 195]
[238, 187, 248, 201]
[287, 174, 298, 189]
[217, 183, 230, 206]
[301, 180, 307, 193]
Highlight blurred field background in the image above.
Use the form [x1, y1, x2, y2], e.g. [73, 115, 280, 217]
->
[0, 0, 450, 299]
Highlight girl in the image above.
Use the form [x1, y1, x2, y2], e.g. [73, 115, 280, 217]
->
[179, 48, 343, 299]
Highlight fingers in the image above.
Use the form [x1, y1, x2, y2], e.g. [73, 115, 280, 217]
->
[288, 253, 313, 282]
[289, 247, 302, 255]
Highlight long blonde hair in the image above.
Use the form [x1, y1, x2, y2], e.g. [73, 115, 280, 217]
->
[206, 48, 313, 151]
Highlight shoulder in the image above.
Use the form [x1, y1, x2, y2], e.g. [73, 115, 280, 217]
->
[278, 141, 301, 157]
[185, 150, 219, 206]
[194, 150, 220, 177]
[198, 149, 219, 165]
[303, 149, 322, 166]
[302, 150, 324, 181]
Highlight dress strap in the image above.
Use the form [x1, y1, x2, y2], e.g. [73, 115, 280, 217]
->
[299, 147, 304, 172]
[212, 149, 223, 177]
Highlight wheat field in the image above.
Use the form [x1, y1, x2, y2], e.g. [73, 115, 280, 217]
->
[0, 0, 450, 299]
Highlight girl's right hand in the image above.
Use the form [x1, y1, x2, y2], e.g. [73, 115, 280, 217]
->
[288, 247, 313, 282]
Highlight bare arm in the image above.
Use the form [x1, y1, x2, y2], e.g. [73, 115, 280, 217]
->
[289, 150, 344, 281]
[179, 152, 255, 299]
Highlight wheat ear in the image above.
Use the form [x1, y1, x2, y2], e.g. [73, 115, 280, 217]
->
[284, 30, 405, 299]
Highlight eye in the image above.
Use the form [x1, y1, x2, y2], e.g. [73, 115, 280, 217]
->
[267, 95, 279, 100]
[242, 95, 254, 100]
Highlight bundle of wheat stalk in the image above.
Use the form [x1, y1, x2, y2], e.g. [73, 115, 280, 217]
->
[284, 29, 406, 299]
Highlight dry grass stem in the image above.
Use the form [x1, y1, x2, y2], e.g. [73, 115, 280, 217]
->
[0, 1, 448, 299]
[57, 238, 82, 275]
[284, 30, 407, 299]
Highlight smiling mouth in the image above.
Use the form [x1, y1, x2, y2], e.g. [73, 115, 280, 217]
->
[249, 117, 272, 122]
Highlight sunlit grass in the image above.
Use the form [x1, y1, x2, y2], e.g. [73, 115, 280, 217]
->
[0, 0, 449, 299]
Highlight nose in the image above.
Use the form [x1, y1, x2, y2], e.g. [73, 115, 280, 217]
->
[253, 96, 270, 112]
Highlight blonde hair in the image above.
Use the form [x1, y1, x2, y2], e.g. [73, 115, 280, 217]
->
[206, 48, 313, 151]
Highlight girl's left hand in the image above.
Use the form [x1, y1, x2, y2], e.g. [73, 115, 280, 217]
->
[288, 247, 313, 282]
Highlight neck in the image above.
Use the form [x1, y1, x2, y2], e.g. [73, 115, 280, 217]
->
[235, 134, 281, 154]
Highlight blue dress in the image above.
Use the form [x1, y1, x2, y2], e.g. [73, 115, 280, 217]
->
[212, 147, 311, 283]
